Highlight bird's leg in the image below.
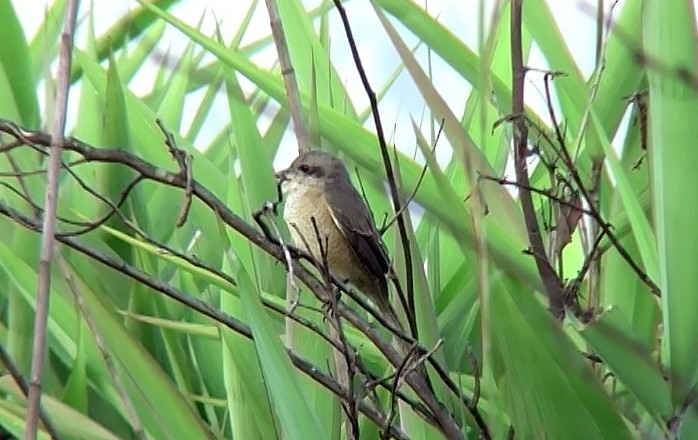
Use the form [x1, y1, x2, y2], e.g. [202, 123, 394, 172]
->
[274, 177, 284, 210]
[253, 201, 281, 242]
[254, 205, 310, 261]
[252, 178, 284, 239]
[319, 278, 350, 322]
[254, 202, 308, 312]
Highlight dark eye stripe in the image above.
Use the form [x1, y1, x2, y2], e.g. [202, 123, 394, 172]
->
[298, 164, 324, 177]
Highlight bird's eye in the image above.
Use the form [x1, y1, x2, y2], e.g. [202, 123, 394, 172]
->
[298, 164, 311, 173]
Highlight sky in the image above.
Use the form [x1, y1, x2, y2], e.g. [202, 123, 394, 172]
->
[11, 0, 623, 167]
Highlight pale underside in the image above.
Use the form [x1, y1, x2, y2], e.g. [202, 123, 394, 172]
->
[282, 181, 381, 301]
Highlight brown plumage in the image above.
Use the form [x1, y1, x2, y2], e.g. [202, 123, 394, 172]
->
[277, 152, 431, 385]
[275, 150, 392, 315]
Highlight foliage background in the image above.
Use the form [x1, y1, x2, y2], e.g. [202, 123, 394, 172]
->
[0, 0, 697, 439]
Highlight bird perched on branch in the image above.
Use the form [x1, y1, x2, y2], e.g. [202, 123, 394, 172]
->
[276, 151, 433, 388]
[275, 150, 396, 321]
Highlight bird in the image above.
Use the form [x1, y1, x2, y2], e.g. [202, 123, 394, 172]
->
[276, 152, 431, 386]
[275, 150, 395, 321]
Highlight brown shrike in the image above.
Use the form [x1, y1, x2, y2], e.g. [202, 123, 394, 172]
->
[275, 150, 394, 319]
[276, 152, 432, 385]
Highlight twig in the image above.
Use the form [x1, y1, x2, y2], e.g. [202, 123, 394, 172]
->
[0, 202, 414, 440]
[254, 202, 300, 309]
[310, 217, 361, 439]
[155, 119, 193, 227]
[510, 0, 564, 319]
[3, 124, 415, 437]
[540, 75, 660, 297]
[495, 110, 660, 297]
[465, 344, 480, 409]
[379, 142, 434, 234]
[385, 341, 420, 435]
[56, 172, 146, 237]
[56, 257, 147, 439]
[478, 174, 597, 217]
[330, 0, 418, 341]
[403, 339, 443, 380]
[0, 121, 461, 436]
[0, 345, 61, 440]
[25, 1, 80, 438]
[263, 0, 310, 152]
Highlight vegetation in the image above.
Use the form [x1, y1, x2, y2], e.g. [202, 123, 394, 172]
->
[0, 0, 696, 439]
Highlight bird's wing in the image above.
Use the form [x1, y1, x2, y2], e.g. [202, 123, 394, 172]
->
[324, 187, 389, 281]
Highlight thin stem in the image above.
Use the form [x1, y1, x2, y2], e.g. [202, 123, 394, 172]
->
[331, 0, 418, 356]
[25, 1, 79, 438]
[263, 0, 310, 152]
[510, 0, 564, 319]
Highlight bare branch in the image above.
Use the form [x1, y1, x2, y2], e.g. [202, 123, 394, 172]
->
[2, 201, 414, 440]
[26, 1, 80, 438]
[0, 345, 61, 440]
[510, 0, 565, 319]
[0, 119, 466, 437]
[330, 0, 418, 346]
[263, 0, 310, 152]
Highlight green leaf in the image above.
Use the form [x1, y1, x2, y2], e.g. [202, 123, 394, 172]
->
[29, 0, 66, 86]
[0, 239, 214, 439]
[70, 0, 181, 83]
[0, 378, 122, 440]
[643, 0, 698, 404]
[0, 0, 40, 127]
[591, 112, 658, 282]
[579, 307, 671, 428]
[490, 279, 633, 440]
[222, 228, 324, 439]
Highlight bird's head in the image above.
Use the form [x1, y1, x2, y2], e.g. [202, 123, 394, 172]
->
[275, 150, 350, 194]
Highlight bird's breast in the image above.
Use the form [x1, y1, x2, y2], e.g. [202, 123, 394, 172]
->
[282, 185, 357, 280]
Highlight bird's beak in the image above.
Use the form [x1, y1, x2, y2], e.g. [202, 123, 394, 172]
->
[275, 168, 288, 183]
[274, 169, 289, 205]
